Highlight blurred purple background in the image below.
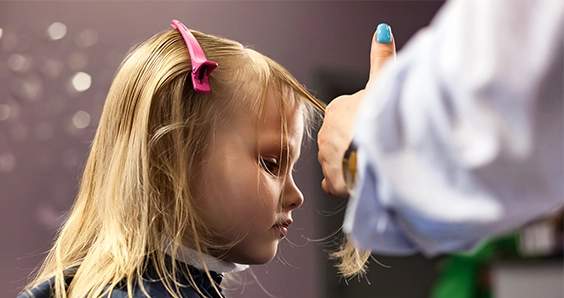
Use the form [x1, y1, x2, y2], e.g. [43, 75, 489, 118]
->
[0, 1, 443, 297]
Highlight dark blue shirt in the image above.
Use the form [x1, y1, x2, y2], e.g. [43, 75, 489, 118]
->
[18, 263, 225, 298]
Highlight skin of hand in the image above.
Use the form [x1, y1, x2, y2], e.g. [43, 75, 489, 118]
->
[318, 25, 396, 198]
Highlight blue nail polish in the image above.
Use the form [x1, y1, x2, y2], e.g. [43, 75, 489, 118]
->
[376, 23, 392, 44]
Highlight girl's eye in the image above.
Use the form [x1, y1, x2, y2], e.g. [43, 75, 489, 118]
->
[260, 157, 280, 177]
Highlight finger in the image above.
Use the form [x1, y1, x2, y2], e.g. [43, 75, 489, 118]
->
[322, 178, 342, 199]
[321, 178, 330, 194]
[322, 174, 349, 199]
[368, 23, 396, 86]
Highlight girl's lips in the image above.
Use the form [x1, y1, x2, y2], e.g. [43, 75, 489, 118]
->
[273, 219, 292, 238]
[274, 225, 288, 237]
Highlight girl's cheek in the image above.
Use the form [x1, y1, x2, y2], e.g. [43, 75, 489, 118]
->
[259, 178, 283, 196]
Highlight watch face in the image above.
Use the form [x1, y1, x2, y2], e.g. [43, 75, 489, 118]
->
[342, 148, 357, 196]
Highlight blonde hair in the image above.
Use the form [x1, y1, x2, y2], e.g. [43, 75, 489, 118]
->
[23, 26, 367, 298]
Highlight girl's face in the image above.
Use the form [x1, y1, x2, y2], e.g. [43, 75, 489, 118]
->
[193, 92, 305, 264]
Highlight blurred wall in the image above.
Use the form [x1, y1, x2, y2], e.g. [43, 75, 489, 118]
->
[0, 1, 443, 297]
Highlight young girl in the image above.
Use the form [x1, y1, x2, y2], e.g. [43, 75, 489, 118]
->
[20, 20, 367, 298]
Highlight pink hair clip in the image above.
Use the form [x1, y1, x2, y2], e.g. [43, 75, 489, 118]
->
[171, 19, 218, 93]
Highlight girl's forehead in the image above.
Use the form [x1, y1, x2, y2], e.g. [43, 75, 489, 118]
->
[230, 85, 303, 118]
[219, 89, 305, 131]
[264, 90, 305, 120]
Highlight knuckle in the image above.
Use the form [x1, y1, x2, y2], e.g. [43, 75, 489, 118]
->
[374, 48, 395, 58]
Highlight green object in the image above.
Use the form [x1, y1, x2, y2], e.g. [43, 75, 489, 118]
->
[430, 233, 521, 298]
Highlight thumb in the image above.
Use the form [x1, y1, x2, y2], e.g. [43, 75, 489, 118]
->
[368, 23, 396, 87]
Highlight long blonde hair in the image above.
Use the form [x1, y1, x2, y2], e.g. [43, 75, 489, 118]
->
[23, 26, 367, 298]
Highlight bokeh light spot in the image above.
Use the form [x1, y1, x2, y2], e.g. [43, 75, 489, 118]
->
[0, 153, 16, 173]
[76, 29, 98, 48]
[7, 54, 31, 72]
[12, 77, 43, 102]
[0, 104, 11, 121]
[48, 22, 67, 40]
[72, 110, 90, 129]
[71, 72, 91, 92]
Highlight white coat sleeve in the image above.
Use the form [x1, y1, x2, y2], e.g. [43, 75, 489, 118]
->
[344, 0, 564, 256]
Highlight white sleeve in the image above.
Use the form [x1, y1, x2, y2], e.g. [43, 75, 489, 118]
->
[344, 0, 564, 256]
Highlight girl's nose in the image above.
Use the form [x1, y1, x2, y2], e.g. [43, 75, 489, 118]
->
[283, 174, 304, 210]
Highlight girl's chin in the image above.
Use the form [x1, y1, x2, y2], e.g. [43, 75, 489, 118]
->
[224, 248, 277, 265]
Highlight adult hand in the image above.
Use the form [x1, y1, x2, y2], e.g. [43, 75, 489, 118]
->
[318, 24, 396, 198]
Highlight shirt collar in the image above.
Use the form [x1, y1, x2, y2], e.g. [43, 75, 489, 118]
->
[163, 240, 249, 274]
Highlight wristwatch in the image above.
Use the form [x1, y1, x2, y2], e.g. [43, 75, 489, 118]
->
[342, 142, 358, 196]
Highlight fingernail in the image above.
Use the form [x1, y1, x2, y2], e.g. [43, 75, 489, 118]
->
[376, 23, 392, 44]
